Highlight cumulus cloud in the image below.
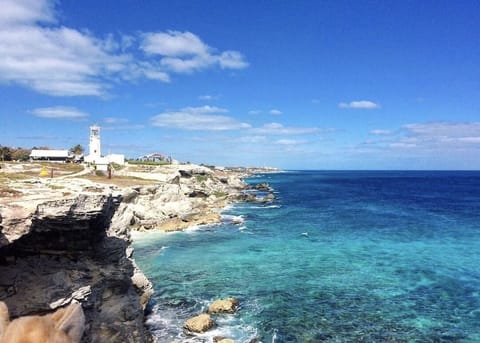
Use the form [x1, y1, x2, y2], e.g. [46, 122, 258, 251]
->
[338, 100, 381, 109]
[269, 109, 282, 115]
[140, 30, 248, 73]
[30, 106, 89, 120]
[150, 105, 251, 131]
[250, 122, 320, 135]
[0, 0, 247, 96]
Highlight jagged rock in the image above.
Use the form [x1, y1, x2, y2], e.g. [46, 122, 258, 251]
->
[249, 183, 271, 191]
[189, 190, 208, 198]
[183, 313, 214, 333]
[262, 193, 275, 202]
[208, 297, 239, 314]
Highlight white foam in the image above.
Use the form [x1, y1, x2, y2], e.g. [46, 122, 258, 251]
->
[247, 204, 281, 209]
[221, 214, 245, 224]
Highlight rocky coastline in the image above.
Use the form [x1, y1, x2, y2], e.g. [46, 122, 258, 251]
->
[0, 163, 276, 342]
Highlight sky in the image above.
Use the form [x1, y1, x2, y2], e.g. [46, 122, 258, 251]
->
[0, 0, 479, 169]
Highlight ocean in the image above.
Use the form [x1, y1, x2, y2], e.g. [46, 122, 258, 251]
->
[133, 171, 480, 342]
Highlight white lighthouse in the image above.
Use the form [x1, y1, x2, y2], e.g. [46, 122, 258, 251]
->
[84, 125, 125, 169]
[89, 125, 101, 159]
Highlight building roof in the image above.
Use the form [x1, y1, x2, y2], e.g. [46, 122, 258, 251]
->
[30, 149, 71, 158]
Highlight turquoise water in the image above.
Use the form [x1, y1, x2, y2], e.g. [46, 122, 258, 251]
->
[133, 171, 480, 342]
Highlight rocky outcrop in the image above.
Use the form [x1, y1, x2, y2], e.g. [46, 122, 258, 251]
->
[0, 180, 154, 343]
[208, 297, 239, 314]
[110, 168, 247, 233]
[183, 313, 214, 333]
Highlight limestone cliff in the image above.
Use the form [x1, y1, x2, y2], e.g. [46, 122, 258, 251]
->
[0, 182, 154, 343]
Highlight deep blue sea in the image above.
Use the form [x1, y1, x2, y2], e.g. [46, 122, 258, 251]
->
[133, 171, 480, 342]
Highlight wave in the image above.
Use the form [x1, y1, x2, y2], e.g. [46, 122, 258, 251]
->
[221, 214, 245, 224]
[246, 204, 281, 209]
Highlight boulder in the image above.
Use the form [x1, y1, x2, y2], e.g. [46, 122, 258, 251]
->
[208, 297, 239, 314]
[262, 193, 275, 202]
[249, 183, 271, 191]
[183, 313, 214, 333]
[214, 338, 235, 343]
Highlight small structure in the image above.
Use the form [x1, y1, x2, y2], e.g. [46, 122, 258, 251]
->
[139, 153, 172, 163]
[84, 125, 125, 170]
[30, 149, 73, 162]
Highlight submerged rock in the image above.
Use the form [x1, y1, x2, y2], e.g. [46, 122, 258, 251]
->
[214, 337, 235, 343]
[183, 313, 214, 333]
[208, 297, 239, 314]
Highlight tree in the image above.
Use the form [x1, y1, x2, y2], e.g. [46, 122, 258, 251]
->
[0, 146, 12, 161]
[70, 144, 84, 155]
[11, 148, 31, 161]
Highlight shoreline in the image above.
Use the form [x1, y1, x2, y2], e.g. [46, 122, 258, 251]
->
[0, 162, 277, 342]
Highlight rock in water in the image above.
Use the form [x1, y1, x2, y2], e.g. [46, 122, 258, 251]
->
[208, 297, 239, 314]
[214, 337, 235, 343]
[183, 313, 214, 333]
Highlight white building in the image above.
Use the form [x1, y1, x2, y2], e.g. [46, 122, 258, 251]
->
[30, 149, 73, 162]
[84, 125, 125, 170]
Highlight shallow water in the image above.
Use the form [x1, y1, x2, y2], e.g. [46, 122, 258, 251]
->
[133, 171, 480, 342]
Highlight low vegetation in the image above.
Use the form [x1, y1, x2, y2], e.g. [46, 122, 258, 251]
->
[80, 175, 157, 187]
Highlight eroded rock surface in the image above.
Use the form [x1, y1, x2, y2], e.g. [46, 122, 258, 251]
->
[208, 297, 239, 314]
[0, 179, 154, 343]
[183, 313, 214, 333]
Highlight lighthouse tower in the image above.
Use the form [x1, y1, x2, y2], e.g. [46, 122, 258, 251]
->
[89, 125, 101, 158]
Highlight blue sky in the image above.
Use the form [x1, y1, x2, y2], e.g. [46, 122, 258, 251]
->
[1, 0, 479, 169]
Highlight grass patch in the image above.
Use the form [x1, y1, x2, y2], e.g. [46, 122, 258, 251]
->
[48, 184, 65, 190]
[0, 185, 21, 197]
[0, 172, 29, 182]
[80, 175, 157, 187]
[195, 174, 210, 182]
[111, 162, 124, 171]
[213, 191, 228, 198]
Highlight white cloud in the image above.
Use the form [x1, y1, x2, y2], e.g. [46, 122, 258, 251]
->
[338, 100, 381, 109]
[104, 117, 129, 124]
[140, 31, 248, 74]
[251, 122, 320, 135]
[0, 1, 247, 96]
[275, 139, 306, 145]
[360, 122, 480, 155]
[198, 95, 218, 101]
[237, 135, 268, 143]
[0, 0, 130, 96]
[403, 122, 480, 139]
[30, 106, 89, 120]
[141, 31, 208, 56]
[269, 109, 282, 115]
[248, 110, 262, 115]
[150, 105, 251, 131]
[370, 129, 394, 136]
[0, 0, 55, 26]
[103, 124, 145, 131]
